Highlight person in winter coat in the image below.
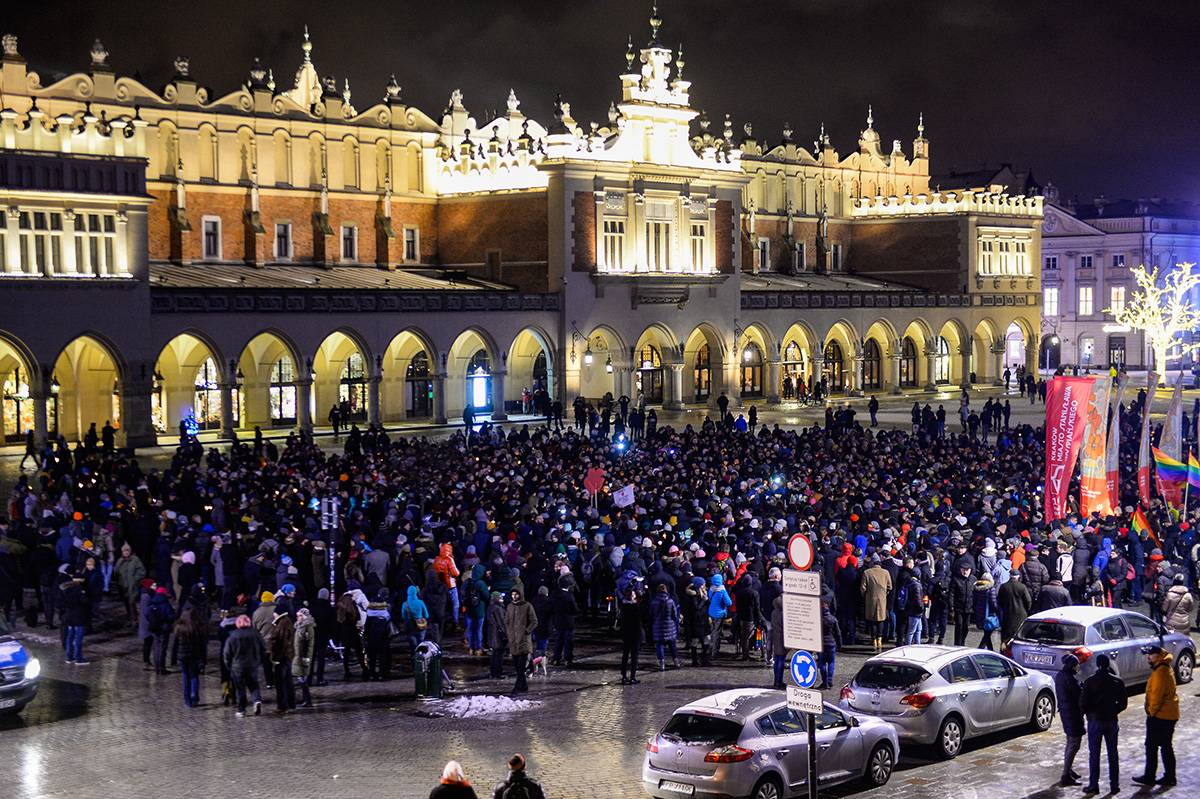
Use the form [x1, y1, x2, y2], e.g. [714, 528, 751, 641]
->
[1160, 574, 1194, 635]
[617, 585, 644, 684]
[492, 753, 546, 799]
[860, 555, 892, 651]
[292, 607, 316, 706]
[1080, 653, 1127, 794]
[1035, 578, 1072, 613]
[649, 583, 680, 670]
[972, 572, 1000, 650]
[899, 569, 926, 646]
[363, 589, 392, 682]
[400, 585, 430, 657]
[733, 573, 766, 661]
[430, 760, 479, 799]
[309, 588, 334, 686]
[531, 586, 553, 656]
[60, 570, 90, 664]
[423, 569, 449, 646]
[769, 596, 787, 689]
[487, 592, 508, 678]
[113, 543, 146, 623]
[173, 604, 207, 707]
[997, 570, 1032, 643]
[221, 614, 267, 717]
[1104, 549, 1130, 609]
[433, 543, 462, 625]
[1018, 547, 1050, 604]
[504, 589, 537, 693]
[949, 563, 974, 647]
[818, 600, 843, 689]
[550, 578, 580, 666]
[137, 579, 156, 665]
[1055, 653, 1085, 787]
[1082, 567, 1107, 606]
[705, 574, 732, 662]
[682, 577, 708, 666]
[1134, 645, 1179, 787]
[267, 610, 297, 712]
[464, 564, 490, 656]
[147, 585, 176, 675]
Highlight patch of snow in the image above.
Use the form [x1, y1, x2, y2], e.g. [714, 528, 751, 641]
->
[432, 694, 540, 718]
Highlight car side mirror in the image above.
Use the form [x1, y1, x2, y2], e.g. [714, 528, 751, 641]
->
[848, 715, 860, 728]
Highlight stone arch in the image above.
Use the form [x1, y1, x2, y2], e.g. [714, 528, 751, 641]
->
[236, 330, 305, 430]
[313, 328, 373, 426]
[508, 326, 557, 411]
[272, 129, 292, 185]
[306, 131, 326, 187]
[579, 324, 625, 401]
[383, 327, 438, 421]
[154, 332, 227, 433]
[633, 324, 681, 405]
[780, 321, 819, 400]
[821, 319, 859, 394]
[341, 134, 360, 189]
[157, 120, 179, 178]
[683, 323, 727, 405]
[864, 319, 899, 392]
[0, 329, 41, 444]
[934, 319, 969, 386]
[53, 334, 124, 442]
[197, 122, 219, 181]
[447, 327, 501, 417]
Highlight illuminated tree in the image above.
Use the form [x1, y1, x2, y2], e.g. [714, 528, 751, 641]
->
[1108, 263, 1200, 384]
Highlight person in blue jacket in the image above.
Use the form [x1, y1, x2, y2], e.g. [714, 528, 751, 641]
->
[400, 585, 429, 657]
[705, 574, 732, 663]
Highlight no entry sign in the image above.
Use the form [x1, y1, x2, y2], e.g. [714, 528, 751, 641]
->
[787, 534, 814, 571]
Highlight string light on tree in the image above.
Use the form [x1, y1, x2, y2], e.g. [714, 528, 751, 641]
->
[1107, 262, 1200, 385]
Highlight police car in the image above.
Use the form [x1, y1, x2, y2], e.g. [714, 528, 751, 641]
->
[0, 635, 40, 714]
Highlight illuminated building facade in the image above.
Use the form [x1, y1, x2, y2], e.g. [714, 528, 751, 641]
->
[0, 13, 1041, 448]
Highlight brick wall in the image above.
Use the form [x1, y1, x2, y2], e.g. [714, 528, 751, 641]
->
[438, 193, 548, 290]
[572, 192, 595, 272]
[715, 200, 735, 273]
[846, 218, 964, 292]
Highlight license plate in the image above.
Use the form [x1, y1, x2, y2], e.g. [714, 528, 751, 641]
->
[0, 698, 15, 709]
[1023, 652, 1054, 666]
[659, 780, 695, 796]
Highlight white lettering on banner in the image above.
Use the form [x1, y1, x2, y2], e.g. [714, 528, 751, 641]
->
[782, 570, 821, 596]
[786, 685, 824, 715]
[782, 592, 823, 651]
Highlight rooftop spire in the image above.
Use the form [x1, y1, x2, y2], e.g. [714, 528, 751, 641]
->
[917, 112, 925, 137]
[866, 104, 873, 130]
[302, 25, 312, 63]
[648, 3, 663, 46]
[625, 34, 635, 71]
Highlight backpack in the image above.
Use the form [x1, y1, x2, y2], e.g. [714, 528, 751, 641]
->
[464, 578, 478, 610]
[336, 593, 359, 625]
[580, 554, 596, 583]
[895, 580, 910, 613]
[147, 600, 167, 633]
[500, 779, 535, 799]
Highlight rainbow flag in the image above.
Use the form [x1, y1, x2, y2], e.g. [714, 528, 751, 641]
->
[1153, 446, 1188, 485]
[1189, 452, 1200, 490]
[1131, 505, 1160, 547]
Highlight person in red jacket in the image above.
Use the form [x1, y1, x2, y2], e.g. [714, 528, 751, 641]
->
[432, 543, 461, 623]
[834, 541, 858, 573]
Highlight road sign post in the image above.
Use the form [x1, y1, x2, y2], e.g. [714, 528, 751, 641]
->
[782, 559, 823, 799]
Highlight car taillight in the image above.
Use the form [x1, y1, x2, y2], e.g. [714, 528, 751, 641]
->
[645, 738, 659, 753]
[900, 692, 935, 710]
[1001, 642, 1013, 658]
[1073, 646, 1093, 664]
[840, 684, 854, 701]
[704, 745, 754, 763]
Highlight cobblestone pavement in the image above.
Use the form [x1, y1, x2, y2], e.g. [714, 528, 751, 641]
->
[3, 597, 1197, 799]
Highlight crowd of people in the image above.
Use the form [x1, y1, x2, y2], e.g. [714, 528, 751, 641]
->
[0, 383, 1196, 789]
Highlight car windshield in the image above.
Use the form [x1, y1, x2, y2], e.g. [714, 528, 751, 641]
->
[854, 661, 929, 690]
[1016, 619, 1085, 645]
[661, 713, 743, 744]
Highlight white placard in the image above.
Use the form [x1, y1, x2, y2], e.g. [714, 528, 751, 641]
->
[786, 685, 824, 715]
[782, 592, 823, 652]
[782, 570, 821, 596]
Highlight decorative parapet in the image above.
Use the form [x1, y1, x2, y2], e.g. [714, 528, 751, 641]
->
[740, 290, 1038, 311]
[851, 190, 1043, 218]
[150, 288, 561, 314]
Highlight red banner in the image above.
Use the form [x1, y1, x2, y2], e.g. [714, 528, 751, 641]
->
[1079, 376, 1113, 518]
[1138, 372, 1158, 504]
[1045, 376, 1095, 521]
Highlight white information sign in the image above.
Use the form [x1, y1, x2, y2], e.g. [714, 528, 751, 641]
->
[782, 569, 821, 597]
[786, 685, 824, 715]
[782, 592, 823, 652]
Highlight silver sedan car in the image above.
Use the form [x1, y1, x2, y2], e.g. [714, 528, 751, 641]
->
[1008, 605, 1195, 685]
[838, 644, 1056, 759]
[642, 688, 899, 799]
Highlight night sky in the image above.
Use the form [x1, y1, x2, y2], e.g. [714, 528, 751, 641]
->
[4, 0, 1198, 202]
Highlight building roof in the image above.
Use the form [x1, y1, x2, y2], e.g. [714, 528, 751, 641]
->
[149, 263, 512, 291]
[740, 272, 914, 292]
[1067, 197, 1200, 221]
[933, 164, 1040, 196]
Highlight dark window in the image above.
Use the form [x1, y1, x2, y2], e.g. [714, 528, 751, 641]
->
[863, 338, 882, 390]
[1015, 620, 1085, 646]
[757, 707, 804, 736]
[940, 657, 982, 684]
[661, 713, 743, 744]
[973, 654, 1014, 679]
[855, 662, 929, 690]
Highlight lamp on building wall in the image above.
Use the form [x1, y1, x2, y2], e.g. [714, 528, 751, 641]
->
[584, 343, 594, 365]
[50, 376, 60, 394]
[605, 354, 613, 374]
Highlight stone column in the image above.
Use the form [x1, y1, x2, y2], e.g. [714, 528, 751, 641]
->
[1027, 332, 1040, 374]
[811, 354, 825, 401]
[491, 369, 508, 421]
[851, 354, 865, 397]
[887, 352, 902, 395]
[119, 376, 157, 449]
[958, 339, 973, 391]
[219, 382, 236, 439]
[617, 365, 633, 401]
[367, 374, 382, 426]
[923, 346, 938, 392]
[432, 373, 448, 424]
[664, 363, 685, 410]
[296, 377, 314, 433]
[991, 342, 1005, 386]
[30, 385, 49, 450]
[766, 359, 782, 404]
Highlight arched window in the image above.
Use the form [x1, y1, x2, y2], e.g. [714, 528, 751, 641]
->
[533, 351, 548, 395]
[823, 341, 844, 392]
[900, 337, 918, 387]
[1079, 336, 1095, 367]
[863, 339, 882, 390]
[782, 341, 805, 399]
[741, 342, 764, 398]
[1, 365, 46, 442]
[693, 342, 711, 402]
[406, 351, 432, 418]
[934, 337, 952, 384]
[339, 351, 368, 419]
[636, 345, 663, 404]
[193, 357, 222, 430]
[467, 349, 492, 411]
[269, 356, 296, 425]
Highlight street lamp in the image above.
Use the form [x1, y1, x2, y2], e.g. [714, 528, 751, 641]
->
[584, 343, 594, 366]
[605, 354, 613, 374]
[1043, 334, 1059, 374]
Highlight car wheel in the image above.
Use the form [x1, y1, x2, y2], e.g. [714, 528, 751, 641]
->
[864, 742, 895, 786]
[1175, 650, 1194, 684]
[936, 715, 964, 759]
[1030, 691, 1055, 732]
[751, 775, 783, 799]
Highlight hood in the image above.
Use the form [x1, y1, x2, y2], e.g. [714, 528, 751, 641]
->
[840, 542, 853, 556]
[1152, 652, 1174, 668]
[471, 564, 486, 580]
[711, 574, 724, 588]
[439, 543, 454, 559]
[406, 586, 421, 602]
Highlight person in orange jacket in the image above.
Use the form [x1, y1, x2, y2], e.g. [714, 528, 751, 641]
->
[1132, 644, 1179, 787]
[433, 543, 461, 623]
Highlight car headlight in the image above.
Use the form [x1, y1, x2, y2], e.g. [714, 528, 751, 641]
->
[24, 658, 41, 680]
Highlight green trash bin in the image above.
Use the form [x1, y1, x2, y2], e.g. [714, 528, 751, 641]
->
[414, 641, 444, 698]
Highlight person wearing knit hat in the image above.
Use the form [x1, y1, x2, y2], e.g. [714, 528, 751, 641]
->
[493, 754, 545, 799]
